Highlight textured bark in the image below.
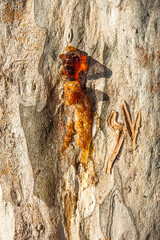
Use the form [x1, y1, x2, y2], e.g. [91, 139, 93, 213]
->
[0, 0, 159, 239]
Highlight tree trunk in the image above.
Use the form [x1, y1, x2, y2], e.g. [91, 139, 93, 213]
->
[0, 0, 159, 239]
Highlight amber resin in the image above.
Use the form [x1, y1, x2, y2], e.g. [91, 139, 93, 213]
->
[59, 46, 88, 82]
[62, 120, 74, 154]
[60, 46, 91, 166]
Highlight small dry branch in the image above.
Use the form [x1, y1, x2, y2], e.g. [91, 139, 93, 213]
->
[106, 101, 141, 174]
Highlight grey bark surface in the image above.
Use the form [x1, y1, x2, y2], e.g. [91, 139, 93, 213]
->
[0, 0, 159, 239]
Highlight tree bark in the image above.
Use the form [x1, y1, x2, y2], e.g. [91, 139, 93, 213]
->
[0, 0, 159, 239]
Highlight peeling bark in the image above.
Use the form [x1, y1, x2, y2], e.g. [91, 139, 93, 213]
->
[0, 0, 159, 239]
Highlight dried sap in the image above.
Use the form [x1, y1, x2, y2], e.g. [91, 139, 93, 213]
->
[60, 46, 92, 166]
[65, 81, 92, 166]
[59, 46, 88, 82]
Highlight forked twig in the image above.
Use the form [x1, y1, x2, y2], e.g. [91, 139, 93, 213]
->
[106, 101, 141, 174]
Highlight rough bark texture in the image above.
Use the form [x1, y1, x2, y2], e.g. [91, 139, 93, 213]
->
[0, 0, 160, 239]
